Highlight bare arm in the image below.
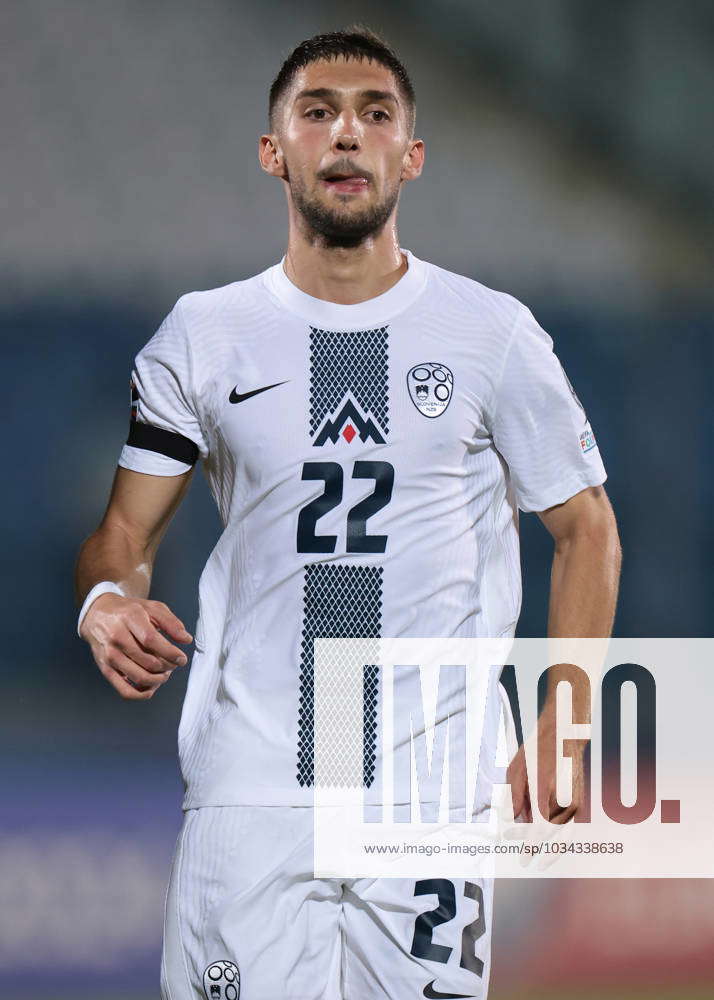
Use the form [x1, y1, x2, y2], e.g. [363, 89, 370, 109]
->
[75, 466, 194, 700]
[539, 482, 621, 749]
[538, 483, 621, 640]
[509, 484, 622, 821]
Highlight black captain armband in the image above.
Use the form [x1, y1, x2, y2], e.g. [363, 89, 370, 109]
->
[126, 420, 200, 465]
[126, 377, 199, 465]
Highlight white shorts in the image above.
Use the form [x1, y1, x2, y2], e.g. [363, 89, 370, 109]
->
[161, 805, 494, 1000]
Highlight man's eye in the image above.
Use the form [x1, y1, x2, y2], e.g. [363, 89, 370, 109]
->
[306, 108, 329, 119]
[368, 110, 389, 122]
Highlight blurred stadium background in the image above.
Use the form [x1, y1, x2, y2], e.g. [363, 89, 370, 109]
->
[2, 1, 712, 997]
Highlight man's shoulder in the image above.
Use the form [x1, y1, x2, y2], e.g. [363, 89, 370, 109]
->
[175, 265, 272, 323]
[419, 256, 525, 335]
[421, 256, 524, 327]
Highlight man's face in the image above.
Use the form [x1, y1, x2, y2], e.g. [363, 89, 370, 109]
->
[267, 57, 421, 247]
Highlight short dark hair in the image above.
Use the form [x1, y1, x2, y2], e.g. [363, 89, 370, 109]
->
[269, 26, 416, 136]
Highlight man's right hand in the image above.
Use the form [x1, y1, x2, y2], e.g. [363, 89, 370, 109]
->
[80, 593, 193, 700]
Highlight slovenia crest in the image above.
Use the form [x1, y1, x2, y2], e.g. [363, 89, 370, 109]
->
[203, 960, 240, 999]
[407, 362, 453, 418]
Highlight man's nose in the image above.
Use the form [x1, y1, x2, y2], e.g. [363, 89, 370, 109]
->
[334, 133, 359, 151]
[331, 113, 361, 153]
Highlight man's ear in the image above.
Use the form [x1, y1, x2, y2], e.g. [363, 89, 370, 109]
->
[401, 138, 425, 183]
[259, 134, 287, 179]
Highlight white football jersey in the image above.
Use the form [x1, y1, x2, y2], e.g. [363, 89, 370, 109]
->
[118, 249, 606, 807]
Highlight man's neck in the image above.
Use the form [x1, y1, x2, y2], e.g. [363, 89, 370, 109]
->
[282, 232, 407, 305]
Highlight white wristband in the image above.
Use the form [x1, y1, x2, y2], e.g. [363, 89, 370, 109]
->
[77, 581, 127, 638]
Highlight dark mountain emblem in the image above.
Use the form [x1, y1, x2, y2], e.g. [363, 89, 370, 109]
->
[313, 393, 386, 446]
[407, 362, 453, 418]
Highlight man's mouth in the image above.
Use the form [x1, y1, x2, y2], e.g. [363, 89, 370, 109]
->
[321, 173, 370, 194]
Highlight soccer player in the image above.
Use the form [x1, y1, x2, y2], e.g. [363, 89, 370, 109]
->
[75, 27, 621, 1000]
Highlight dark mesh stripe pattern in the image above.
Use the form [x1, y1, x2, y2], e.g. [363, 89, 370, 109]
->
[309, 326, 389, 438]
[297, 564, 383, 788]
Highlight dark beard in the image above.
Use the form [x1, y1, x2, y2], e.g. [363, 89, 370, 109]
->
[290, 177, 400, 249]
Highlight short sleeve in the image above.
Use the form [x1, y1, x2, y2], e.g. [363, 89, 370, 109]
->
[490, 305, 607, 512]
[118, 299, 209, 476]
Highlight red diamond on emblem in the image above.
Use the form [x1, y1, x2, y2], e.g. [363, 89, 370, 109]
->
[342, 423, 356, 443]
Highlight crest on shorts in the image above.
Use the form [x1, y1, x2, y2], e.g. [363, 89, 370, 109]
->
[407, 362, 453, 418]
[203, 960, 240, 1000]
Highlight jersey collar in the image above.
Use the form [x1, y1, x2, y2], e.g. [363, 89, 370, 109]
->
[263, 248, 428, 327]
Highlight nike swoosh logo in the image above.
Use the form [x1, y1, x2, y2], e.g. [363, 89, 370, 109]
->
[229, 380, 288, 404]
[423, 982, 476, 999]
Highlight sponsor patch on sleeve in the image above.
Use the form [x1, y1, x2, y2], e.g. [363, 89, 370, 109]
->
[580, 427, 597, 453]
